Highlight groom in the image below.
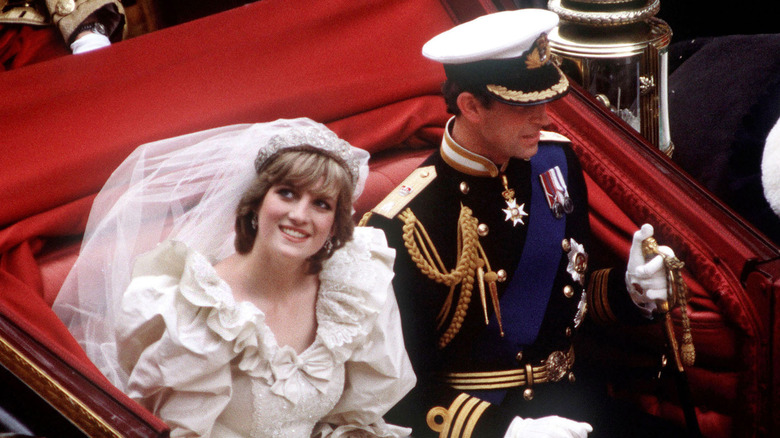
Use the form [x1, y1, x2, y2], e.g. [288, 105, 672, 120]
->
[362, 8, 684, 438]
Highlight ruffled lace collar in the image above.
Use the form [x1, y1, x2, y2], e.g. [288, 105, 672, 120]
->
[175, 227, 394, 404]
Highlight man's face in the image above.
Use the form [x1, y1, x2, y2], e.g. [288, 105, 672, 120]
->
[474, 101, 551, 163]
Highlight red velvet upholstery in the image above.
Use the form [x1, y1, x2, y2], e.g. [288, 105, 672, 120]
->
[547, 91, 780, 438]
[1, 0, 777, 436]
[0, 24, 69, 71]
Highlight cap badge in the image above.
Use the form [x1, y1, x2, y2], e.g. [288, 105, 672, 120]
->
[525, 34, 552, 70]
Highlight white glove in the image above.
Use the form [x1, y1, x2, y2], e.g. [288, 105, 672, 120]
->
[626, 224, 675, 317]
[504, 415, 592, 438]
[70, 32, 111, 54]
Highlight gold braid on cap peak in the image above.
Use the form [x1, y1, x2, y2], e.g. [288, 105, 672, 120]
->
[399, 205, 482, 348]
[486, 74, 570, 104]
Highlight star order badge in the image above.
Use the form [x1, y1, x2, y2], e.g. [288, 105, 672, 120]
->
[499, 174, 527, 227]
[503, 198, 528, 226]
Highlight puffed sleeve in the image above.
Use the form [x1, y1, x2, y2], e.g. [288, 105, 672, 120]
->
[117, 241, 238, 437]
[314, 228, 416, 438]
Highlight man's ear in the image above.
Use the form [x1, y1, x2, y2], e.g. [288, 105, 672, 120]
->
[456, 92, 484, 123]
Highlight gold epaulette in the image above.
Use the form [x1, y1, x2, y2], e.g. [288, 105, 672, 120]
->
[540, 130, 571, 143]
[0, 1, 50, 26]
[370, 165, 437, 219]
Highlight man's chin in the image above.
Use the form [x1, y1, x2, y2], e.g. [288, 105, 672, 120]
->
[516, 143, 539, 160]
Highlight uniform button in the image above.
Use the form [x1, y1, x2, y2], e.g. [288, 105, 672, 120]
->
[563, 285, 574, 298]
[421, 170, 430, 178]
[515, 351, 523, 362]
[459, 181, 470, 194]
[55, 0, 75, 15]
[566, 327, 572, 337]
[568, 372, 576, 383]
[561, 238, 571, 253]
[497, 269, 507, 282]
[477, 223, 489, 236]
[523, 388, 534, 401]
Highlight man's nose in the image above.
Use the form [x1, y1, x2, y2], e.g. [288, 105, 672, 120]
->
[533, 104, 551, 126]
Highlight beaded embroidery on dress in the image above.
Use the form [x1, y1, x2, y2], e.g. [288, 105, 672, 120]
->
[250, 368, 345, 437]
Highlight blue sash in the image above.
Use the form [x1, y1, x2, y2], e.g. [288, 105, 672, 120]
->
[469, 145, 568, 404]
[494, 145, 568, 345]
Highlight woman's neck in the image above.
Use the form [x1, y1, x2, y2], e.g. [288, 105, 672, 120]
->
[217, 247, 311, 298]
[216, 249, 319, 353]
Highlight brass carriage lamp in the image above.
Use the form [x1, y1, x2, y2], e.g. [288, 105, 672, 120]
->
[547, 0, 673, 155]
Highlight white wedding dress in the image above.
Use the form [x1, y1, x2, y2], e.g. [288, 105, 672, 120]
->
[52, 118, 415, 437]
[118, 227, 415, 437]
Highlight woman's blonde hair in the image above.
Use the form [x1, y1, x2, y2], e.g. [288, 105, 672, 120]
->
[234, 146, 355, 273]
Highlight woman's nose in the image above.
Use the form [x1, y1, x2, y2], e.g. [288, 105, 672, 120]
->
[287, 199, 311, 222]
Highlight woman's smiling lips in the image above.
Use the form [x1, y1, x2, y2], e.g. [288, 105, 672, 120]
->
[280, 225, 309, 240]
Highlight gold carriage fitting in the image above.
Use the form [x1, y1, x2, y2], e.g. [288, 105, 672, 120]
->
[547, 0, 673, 155]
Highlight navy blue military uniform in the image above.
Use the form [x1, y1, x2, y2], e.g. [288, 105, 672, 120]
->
[361, 120, 648, 437]
[365, 8, 689, 438]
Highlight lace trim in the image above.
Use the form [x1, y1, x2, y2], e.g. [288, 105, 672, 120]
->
[317, 228, 390, 356]
[171, 227, 392, 400]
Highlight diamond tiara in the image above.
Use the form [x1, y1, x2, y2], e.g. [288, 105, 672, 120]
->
[254, 126, 361, 187]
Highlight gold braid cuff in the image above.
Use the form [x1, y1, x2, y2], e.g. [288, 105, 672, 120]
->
[427, 393, 491, 438]
[586, 268, 617, 324]
[399, 205, 480, 348]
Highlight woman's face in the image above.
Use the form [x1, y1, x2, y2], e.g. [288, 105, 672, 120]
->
[254, 182, 337, 263]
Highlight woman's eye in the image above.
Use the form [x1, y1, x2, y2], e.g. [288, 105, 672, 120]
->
[276, 188, 295, 198]
[314, 199, 333, 210]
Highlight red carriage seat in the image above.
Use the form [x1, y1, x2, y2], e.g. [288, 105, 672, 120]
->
[0, 0, 777, 436]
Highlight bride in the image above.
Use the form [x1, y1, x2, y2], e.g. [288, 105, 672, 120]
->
[53, 118, 415, 437]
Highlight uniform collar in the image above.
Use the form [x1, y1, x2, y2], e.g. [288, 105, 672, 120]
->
[440, 117, 502, 178]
